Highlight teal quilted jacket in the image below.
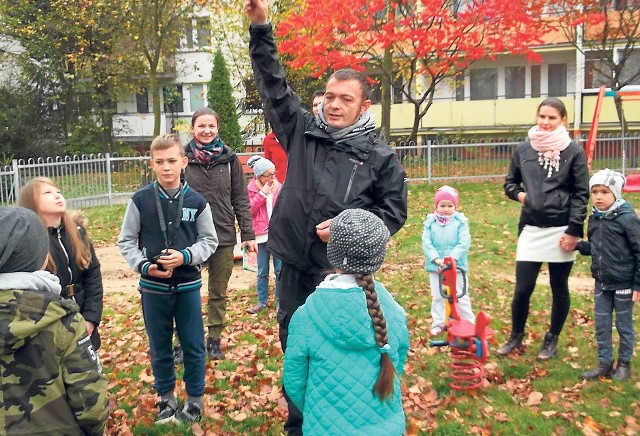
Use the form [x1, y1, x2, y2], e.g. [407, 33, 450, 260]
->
[283, 274, 409, 435]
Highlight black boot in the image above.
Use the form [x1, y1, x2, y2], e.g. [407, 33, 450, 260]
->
[537, 332, 559, 361]
[495, 332, 525, 357]
[207, 337, 225, 360]
[613, 360, 631, 381]
[581, 361, 613, 380]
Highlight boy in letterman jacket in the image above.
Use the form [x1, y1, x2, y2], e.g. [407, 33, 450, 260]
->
[119, 133, 218, 424]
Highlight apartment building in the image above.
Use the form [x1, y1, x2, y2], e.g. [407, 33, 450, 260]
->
[112, 8, 640, 146]
[112, 9, 262, 147]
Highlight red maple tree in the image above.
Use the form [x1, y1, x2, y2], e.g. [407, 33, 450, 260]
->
[276, 0, 552, 143]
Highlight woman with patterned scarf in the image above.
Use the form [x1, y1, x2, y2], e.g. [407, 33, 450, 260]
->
[499, 97, 589, 361]
[180, 107, 256, 362]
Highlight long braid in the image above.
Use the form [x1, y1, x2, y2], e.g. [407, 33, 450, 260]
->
[356, 273, 396, 400]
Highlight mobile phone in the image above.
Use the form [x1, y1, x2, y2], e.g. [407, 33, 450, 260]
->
[150, 250, 169, 271]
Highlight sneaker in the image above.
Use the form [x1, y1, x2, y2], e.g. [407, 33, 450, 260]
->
[207, 337, 225, 360]
[537, 332, 559, 361]
[155, 400, 178, 425]
[173, 344, 184, 365]
[430, 325, 445, 336]
[177, 402, 202, 423]
[246, 304, 267, 314]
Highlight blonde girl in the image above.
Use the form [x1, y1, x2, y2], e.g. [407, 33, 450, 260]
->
[19, 177, 104, 349]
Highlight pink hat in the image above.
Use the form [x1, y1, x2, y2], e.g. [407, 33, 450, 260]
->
[434, 185, 459, 208]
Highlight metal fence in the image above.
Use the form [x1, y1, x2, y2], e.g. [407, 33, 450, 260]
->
[393, 133, 640, 182]
[2, 133, 639, 208]
[0, 153, 152, 209]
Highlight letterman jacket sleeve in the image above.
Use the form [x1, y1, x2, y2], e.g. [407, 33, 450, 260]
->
[118, 198, 148, 274]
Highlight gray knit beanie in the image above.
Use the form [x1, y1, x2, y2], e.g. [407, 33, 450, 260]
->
[0, 206, 49, 273]
[247, 155, 275, 178]
[589, 168, 626, 200]
[327, 208, 390, 274]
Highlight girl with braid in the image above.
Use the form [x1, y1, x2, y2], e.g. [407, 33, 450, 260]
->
[283, 208, 409, 435]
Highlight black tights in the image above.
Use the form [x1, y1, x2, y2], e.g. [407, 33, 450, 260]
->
[511, 261, 573, 336]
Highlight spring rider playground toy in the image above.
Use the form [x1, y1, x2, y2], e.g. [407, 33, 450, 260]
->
[429, 256, 494, 391]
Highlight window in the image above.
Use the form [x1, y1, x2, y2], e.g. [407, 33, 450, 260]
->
[531, 65, 541, 98]
[195, 17, 211, 48]
[184, 22, 194, 49]
[369, 73, 403, 104]
[395, 2, 412, 18]
[585, 51, 613, 89]
[189, 84, 205, 111]
[505, 66, 525, 99]
[613, 0, 640, 10]
[373, 2, 412, 20]
[543, 1, 565, 16]
[136, 88, 149, 113]
[242, 77, 262, 112]
[393, 76, 404, 104]
[163, 85, 184, 113]
[585, 49, 640, 89]
[470, 68, 497, 100]
[548, 64, 567, 97]
[455, 73, 465, 101]
[373, 5, 386, 20]
[184, 17, 211, 49]
[370, 77, 382, 104]
[452, 0, 473, 15]
[618, 50, 640, 86]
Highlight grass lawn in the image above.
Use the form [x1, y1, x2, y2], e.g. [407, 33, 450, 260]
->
[86, 181, 640, 435]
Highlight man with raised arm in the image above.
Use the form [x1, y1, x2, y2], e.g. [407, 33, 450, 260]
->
[245, 1, 408, 433]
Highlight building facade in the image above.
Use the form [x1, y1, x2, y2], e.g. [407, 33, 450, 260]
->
[111, 9, 640, 146]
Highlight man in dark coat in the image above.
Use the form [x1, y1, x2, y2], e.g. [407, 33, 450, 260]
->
[246, 1, 408, 433]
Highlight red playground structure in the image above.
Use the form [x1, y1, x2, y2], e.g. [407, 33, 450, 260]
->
[429, 256, 495, 391]
[584, 86, 640, 192]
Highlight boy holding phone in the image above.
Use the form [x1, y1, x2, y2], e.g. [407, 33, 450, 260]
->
[118, 133, 218, 423]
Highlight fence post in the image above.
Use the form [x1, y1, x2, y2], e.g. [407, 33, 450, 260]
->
[426, 140, 432, 183]
[12, 159, 19, 204]
[106, 153, 113, 207]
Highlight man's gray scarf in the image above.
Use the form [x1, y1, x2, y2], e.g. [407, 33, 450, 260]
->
[316, 101, 376, 144]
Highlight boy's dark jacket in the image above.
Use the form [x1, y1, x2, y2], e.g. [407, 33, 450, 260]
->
[118, 181, 218, 292]
[576, 201, 640, 290]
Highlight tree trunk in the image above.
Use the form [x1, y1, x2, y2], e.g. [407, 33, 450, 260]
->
[410, 101, 420, 146]
[399, 101, 421, 157]
[96, 83, 113, 155]
[150, 72, 161, 138]
[101, 110, 113, 155]
[613, 95, 635, 170]
[380, 48, 392, 142]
